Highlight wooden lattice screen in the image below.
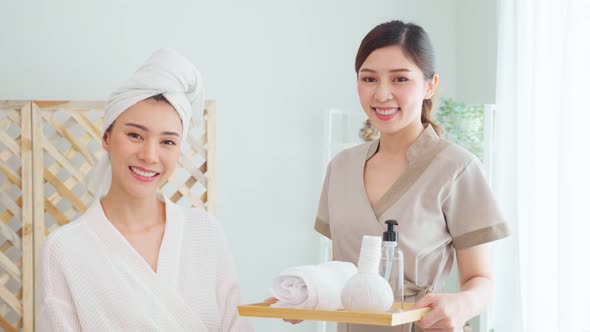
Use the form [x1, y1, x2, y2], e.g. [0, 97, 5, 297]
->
[0, 100, 216, 332]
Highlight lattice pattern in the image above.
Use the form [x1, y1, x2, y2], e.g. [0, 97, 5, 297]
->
[33, 102, 105, 235]
[161, 104, 214, 210]
[0, 101, 32, 332]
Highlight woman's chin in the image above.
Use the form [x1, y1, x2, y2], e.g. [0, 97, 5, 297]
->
[122, 184, 160, 200]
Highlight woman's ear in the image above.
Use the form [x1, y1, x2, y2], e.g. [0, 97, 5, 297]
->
[102, 130, 112, 152]
[424, 74, 439, 99]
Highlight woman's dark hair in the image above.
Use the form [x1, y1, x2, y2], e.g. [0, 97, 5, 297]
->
[148, 93, 170, 103]
[355, 20, 441, 135]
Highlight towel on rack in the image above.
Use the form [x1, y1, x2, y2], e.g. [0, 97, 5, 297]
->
[271, 261, 357, 310]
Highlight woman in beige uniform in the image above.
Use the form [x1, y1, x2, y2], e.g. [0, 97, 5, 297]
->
[314, 21, 510, 332]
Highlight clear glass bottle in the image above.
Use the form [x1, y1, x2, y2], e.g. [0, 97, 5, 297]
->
[379, 220, 404, 311]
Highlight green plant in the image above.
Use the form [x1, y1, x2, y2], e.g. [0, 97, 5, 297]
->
[435, 98, 485, 161]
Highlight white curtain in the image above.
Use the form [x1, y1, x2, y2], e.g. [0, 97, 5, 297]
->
[491, 0, 590, 331]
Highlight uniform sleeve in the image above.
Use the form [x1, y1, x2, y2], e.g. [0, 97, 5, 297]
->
[214, 223, 254, 332]
[36, 237, 81, 331]
[443, 158, 510, 249]
[314, 161, 332, 238]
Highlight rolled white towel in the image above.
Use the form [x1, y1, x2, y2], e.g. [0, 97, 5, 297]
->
[270, 261, 358, 310]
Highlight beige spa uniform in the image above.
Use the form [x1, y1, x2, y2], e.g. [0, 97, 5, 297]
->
[314, 125, 510, 332]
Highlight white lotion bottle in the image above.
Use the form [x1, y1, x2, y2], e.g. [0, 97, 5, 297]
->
[341, 235, 393, 312]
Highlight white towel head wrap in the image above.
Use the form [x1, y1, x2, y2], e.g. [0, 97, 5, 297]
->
[90, 48, 203, 197]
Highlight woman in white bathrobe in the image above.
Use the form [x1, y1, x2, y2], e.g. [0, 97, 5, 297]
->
[37, 49, 252, 332]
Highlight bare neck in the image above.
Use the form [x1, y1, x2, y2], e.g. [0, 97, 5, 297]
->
[377, 122, 425, 158]
[100, 187, 165, 232]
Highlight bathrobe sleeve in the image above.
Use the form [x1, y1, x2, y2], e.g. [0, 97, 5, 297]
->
[37, 234, 82, 332]
[214, 222, 254, 332]
[38, 299, 80, 332]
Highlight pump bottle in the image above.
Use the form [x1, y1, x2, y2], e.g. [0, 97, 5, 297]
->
[379, 219, 404, 310]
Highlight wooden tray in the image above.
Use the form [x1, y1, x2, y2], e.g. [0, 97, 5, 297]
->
[238, 301, 430, 326]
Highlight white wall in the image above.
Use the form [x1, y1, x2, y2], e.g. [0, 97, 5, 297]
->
[456, 0, 498, 104]
[0, 1, 498, 331]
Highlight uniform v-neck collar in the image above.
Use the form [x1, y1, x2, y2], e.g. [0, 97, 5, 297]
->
[363, 125, 449, 219]
[365, 124, 441, 163]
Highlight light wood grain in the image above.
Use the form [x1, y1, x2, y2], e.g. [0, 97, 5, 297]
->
[32, 102, 45, 331]
[0, 101, 33, 331]
[0, 314, 18, 332]
[238, 301, 430, 326]
[0, 285, 22, 315]
[205, 101, 217, 216]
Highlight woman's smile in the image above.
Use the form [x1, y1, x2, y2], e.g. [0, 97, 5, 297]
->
[373, 107, 400, 121]
[129, 165, 161, 182]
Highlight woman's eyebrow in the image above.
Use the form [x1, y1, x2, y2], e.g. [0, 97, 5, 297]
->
[124, 122, 180, 137]
[360, 68, 411, 73]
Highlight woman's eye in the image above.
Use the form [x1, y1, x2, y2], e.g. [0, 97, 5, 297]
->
[127, 132, 142, 139]
[361, 77, 376, 83]
[162, 140, 177, 146]
[393, 77, 408, 82]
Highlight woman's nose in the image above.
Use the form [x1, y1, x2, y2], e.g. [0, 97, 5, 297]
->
[138, 141, 158, 163]
[374, 82, 393, 102]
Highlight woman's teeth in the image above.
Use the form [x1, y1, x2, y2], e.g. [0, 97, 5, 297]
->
[374, 108, 398, 115]
[130, 167, 158, 177]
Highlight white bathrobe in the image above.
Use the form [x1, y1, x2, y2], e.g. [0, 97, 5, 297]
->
[37, 194, 252, 332]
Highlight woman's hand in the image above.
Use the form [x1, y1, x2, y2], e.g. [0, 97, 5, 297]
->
[264, 297, 303, 325]
[413, 244, 495, 331]
[413, 292, 469, 331]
